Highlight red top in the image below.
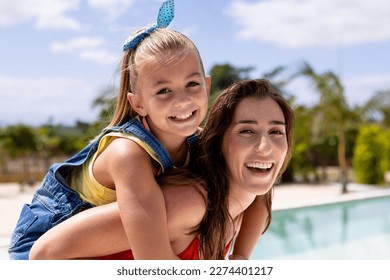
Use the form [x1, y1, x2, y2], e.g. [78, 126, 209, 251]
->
[100, 237, 233, 260]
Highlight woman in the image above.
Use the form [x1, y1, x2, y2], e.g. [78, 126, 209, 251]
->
[30, 79, 294, 260]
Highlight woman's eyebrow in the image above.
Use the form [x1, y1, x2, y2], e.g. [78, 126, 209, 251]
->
[270, 120, 287, 126]
[236, 119, 286, 126]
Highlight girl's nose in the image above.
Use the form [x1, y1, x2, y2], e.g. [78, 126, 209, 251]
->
[174, 92, 191, 107]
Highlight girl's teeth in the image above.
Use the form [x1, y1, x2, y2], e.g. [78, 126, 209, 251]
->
[172, 112, 193, 120]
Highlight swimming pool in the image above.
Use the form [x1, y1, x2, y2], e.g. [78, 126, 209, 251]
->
[252, 195, 390, 259]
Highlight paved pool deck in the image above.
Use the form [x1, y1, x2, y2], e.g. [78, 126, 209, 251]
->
[1, 181, 389, 260]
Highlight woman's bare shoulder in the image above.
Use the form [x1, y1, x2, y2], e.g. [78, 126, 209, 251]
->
[160, 170, 207, 236]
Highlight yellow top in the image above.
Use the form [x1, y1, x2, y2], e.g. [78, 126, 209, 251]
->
[68, 131, 165, 206]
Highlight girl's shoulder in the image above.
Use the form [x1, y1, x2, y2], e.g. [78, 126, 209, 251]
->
[96, 135, 154, 176]
[102, 135, 148, 160]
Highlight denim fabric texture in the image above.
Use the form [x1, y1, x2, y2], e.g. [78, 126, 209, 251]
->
[8, 118, 196, 259]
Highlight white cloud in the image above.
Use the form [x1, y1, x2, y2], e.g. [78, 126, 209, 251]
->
[80, 50, 119, 65]
[50, 36, 118, 65]
[51, 37, 105, 53]
[226, 0, 390, 48]
[0, 75, 99, 126]
[88, 0, 135, 21]
[0, 0, 81, 30]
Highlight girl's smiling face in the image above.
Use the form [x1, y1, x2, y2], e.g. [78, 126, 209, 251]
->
[222, 96, 288, 198]
[128, 49, 210, 142]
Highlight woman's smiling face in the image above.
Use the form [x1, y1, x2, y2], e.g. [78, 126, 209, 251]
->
[222, 96, 288, 197]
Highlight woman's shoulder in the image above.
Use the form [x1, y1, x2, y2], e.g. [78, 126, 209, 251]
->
[160, 169, 207, 235]
[165, 185, 206, 215]
[165, 185, 206, 238]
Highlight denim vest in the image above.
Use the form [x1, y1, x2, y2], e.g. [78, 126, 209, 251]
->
[8, 118, 198, 260]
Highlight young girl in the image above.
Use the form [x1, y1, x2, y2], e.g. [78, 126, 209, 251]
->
[9, 0, 210, 260]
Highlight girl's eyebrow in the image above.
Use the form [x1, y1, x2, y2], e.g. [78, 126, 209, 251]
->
[236, 119, 287, 126]
[152, 72, 202, 86]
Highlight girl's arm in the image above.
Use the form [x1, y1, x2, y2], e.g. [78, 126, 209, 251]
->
[229, 195, 268, 260]
[30, 203, 128, 259]
[104, 138, 178, 259]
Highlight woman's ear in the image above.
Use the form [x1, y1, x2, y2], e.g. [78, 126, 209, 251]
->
[127, 92, 147, 116]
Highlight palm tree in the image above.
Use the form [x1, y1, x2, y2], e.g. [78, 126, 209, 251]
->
[361, 90, 390, 127]
[262, 66, 293, 97]
[209, 64, 253, 93]
[298, 62, 350, 193]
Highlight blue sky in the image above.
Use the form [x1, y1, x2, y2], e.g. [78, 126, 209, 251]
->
[1, 0, 390, 126]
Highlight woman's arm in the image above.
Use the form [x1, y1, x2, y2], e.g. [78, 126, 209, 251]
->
[229, 195, 268, 260]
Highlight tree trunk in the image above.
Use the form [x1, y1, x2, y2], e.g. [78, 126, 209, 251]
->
[338, 125, 348, 193]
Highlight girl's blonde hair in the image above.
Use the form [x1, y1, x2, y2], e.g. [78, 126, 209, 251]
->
[108, 28, 205, 128]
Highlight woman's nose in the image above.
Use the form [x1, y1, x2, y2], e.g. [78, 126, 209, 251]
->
[255, 135, 272, 154]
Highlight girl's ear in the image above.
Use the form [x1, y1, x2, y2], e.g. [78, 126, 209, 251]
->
[205, 75, 211, 97]
[127, 92, 147, 116]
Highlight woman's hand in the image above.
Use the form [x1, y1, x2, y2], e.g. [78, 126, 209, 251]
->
[229, 254, 248, 260]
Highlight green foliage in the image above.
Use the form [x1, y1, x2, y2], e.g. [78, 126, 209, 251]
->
[289, 105, 316, 181]
[361, 90, 390, 127]
[0, 124, 39, 157]
[209, 64, 253, 94]
[352, 125, 390, 184]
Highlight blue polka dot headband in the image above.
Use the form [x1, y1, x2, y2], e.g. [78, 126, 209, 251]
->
[123, 0, 175, 52]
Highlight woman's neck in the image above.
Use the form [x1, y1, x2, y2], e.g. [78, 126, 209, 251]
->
[228, 185, 257, 220]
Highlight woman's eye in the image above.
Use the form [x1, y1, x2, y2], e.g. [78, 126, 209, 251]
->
[270, 129, 285, 135]
[239, 129, 254, 134]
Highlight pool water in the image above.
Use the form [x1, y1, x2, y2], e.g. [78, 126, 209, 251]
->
[252, 195, 390, 259]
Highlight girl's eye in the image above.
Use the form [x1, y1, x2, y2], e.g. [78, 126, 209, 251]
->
[187, 81, 200, 88]
[156, 88, 170, 95]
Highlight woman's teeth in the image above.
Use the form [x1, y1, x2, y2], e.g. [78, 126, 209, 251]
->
[245, 162, 273, 170]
